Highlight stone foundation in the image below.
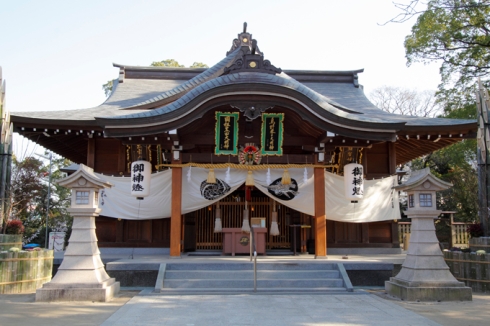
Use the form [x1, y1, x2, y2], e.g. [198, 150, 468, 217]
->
[36, 278, 120, 302]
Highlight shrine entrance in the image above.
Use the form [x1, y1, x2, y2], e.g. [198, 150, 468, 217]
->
[183, 187, 312, 253]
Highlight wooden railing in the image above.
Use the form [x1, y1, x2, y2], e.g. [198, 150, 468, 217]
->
[451, 222, 471, 249]
[398, 222, 411, 245]
[398, 215, 473, 249]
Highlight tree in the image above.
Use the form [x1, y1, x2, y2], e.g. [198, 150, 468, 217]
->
[369, 86, 478, 222]
[102, 60, 209, 97]
[389, 0, 490, 111]
[8, 154, 72, 245]
[369, 86, 442, 117]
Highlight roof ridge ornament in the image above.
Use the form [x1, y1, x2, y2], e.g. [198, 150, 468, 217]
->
[227, 22, 263, 56]
[224, 22, 282, 76]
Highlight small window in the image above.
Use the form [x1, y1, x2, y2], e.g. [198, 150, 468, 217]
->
[76, 191, 90, 205]
[408, 194, 414, 208]
[419, 193, 432, 207]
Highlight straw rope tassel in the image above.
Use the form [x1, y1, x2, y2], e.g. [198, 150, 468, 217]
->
[270, 211, 279, 236]
[242, 205, 251, 233]
[214, 207, 222, 233]
[207, 168, 216, 183]
[281, 169, 291, 185]
[245, 170, 254, 186]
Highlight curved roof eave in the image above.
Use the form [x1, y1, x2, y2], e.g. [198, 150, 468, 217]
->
[96, 72, 408, 130]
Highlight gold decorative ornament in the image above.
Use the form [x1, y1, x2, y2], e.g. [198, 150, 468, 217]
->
[249, 61, 257, 68]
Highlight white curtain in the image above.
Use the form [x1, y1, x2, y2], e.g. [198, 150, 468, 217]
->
[324, 171, 401, 222]
[97, 170, 172, 220]
[253, 168, 315, 216]
[96, 168, 400, 223]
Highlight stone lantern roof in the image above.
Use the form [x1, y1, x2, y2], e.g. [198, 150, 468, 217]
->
[394, 167, 452, 193]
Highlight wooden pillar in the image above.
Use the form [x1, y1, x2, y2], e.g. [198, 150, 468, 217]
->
[87, 138, 95, 168]
[314, 167, 327, 257]
[170, 165, 182, 257]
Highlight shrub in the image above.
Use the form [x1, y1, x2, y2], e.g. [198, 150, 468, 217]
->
[467, 223, 484, 238]
[5, 220, 25, 235]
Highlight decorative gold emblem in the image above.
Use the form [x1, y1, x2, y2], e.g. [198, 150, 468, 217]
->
[242, 37, 248, 43]
[249, 61, 257, 68]
[239, 236, 249, 246]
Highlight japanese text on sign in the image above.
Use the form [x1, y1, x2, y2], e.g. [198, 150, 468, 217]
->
[132, 163, 145, 192]
[351, 166, 363, 196]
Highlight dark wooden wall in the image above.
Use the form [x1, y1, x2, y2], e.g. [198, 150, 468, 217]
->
[326, 221, 399, 248]
[96, 216, 171, 248]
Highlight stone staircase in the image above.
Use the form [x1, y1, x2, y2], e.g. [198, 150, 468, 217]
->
[156, 262, 353, 294]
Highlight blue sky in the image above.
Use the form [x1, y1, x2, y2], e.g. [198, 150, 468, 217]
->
[1, 0, 441, 115]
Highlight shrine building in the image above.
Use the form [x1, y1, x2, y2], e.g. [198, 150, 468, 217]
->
[10, 25, 477, 258]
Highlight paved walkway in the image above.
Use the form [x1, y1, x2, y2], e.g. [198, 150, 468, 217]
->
[2, 289, 489, 325]
[101, 290, 440, 326]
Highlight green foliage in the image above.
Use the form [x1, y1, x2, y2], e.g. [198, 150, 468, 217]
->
[9, 155, 72, 244]
[102, 80, 114, 97]
[404, 0, 490, 107]
[151, 59, 185, 67]
[189, 62, 209, 68]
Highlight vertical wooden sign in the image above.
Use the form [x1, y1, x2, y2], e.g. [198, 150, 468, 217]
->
[261, 113, 284, 155]
[215, 112, 239, 155]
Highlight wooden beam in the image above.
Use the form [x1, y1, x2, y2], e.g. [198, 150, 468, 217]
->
[170, 159, 183, 257]
[314, 167, 327, 257]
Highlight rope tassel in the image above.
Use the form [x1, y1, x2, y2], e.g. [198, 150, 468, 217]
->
[214, 207, 222, 233]
[242, 207, 250, 233]
[245, 170, 254, 186]
[207, 168, 216, 184]
[270, 211, 279, 236]
[281, 169, 291, 185]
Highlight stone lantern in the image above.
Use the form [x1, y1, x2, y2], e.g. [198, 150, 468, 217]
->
[385, 168, 471, 301]
[36, 164, 120, 302]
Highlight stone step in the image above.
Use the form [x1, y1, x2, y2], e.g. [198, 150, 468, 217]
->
[165, 262, 338, 271]
[165, 270, 340, 279]
[158, 287, 348, 295]
[163, 278, 344, 289]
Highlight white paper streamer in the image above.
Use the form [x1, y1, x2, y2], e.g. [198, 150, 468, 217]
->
[303, 167, 308, 185]
[225, 167, 230, 184]
[187, 166, 192, 182]
[266, 168, 271, 185]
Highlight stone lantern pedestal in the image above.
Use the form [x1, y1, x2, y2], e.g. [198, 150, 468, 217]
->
[385, 168, 471, 301]
[36, 165, 119, 302]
